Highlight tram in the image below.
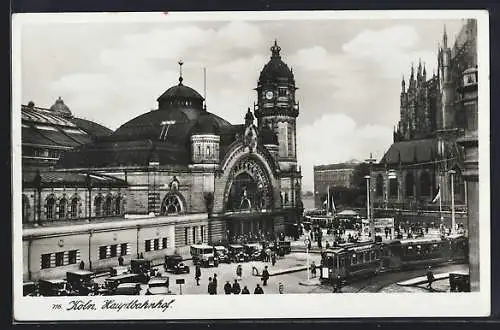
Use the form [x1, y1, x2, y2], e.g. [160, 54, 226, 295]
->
[320, 234, 468, 285]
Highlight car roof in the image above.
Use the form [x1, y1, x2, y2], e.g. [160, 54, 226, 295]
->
[148, 278, 169, 284]
[191, 244, 213, 249]
[67, 270, 94, 276]
[229, 244, 243, 248]
[117, 283, 140, 288]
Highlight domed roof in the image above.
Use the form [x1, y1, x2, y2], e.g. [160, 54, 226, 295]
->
[49, 97, 72, 117]
[260, 125, 278, 145]
[259, 40, 294, 83]
[192, 112, 221, 135]
[158, 77, 204, 101]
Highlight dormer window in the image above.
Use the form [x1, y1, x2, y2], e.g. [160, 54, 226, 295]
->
[463, 68, 478, 86]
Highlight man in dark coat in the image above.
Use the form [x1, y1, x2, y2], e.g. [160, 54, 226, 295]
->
[254, 284, 264, 294]
[195, 264, 201, 286]
[426, 266, 435, 290]
[271, 253, 276, 266]
[224, 281, 232, 294]
[79, 260, 85, 270]
[241, 286, 250, 294]
[261, 266, 270, 286]
[118, 255, 124, 266]
[232, 279, 241, 294]
[208, 277, 215, 295]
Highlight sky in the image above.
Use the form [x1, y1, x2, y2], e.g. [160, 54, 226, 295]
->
[19, 15, 466, 191]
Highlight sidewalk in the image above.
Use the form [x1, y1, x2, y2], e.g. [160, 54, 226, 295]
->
[397, 273, 450, 286]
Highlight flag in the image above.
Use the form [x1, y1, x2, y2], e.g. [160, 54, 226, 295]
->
[431, 186, 441, 203]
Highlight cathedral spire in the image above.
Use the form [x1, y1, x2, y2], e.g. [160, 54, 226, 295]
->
[443, 24, 448, 48]
[401, 75, 406, 92]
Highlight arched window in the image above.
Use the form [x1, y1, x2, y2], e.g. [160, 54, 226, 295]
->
[70, 197, 79, 218]
[161, 194, 183, 215]
[207, 145, 211, 156]
[376, 174, 384, 197]
[114, 197, 122, 215]
[405, 172, 414, 197]
[284, 192, 289, 204]
[94, 196, 103, 217]
[197, 145, 201, 156]
[389, 179, 399, 198]
[46, 196, 56, 220]
[420, 171, 431, 197]
[22, 195, 30, 223]
[58, 198, 67, 219]
[104, 195, 113, 216]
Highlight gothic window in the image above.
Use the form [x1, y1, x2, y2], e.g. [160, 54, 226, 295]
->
[46, 196, 56, 220]
[94, 196, 103, 217]
[197, 145, 201, 156]
[405, 173, 414, 197]
[278, 87, 287, 97]
[58, 198, 67, 219]
[104, 195, 113, 216]
[22, 194, 30, 223]
[420, 172, 431, 197]
[207, 145, 211, 157]
[114, 197, 122, 215]
[161, 194, 183, 215]
[389, 179, 399, 198]
[70, 197, 79, 218]
[376, 174, 384, 197]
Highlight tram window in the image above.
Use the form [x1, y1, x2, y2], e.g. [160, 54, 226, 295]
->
[371, 250, 376, 260]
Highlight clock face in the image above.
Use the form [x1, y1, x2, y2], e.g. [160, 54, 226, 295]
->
[265, 91, 274, 100]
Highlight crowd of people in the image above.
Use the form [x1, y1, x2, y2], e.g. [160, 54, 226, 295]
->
[203, 265, 279, 295]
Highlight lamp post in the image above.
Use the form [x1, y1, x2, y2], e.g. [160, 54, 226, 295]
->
[365, 153, 376, 240]
[448, 169, 456, 232]
[364, 175, 371, 239]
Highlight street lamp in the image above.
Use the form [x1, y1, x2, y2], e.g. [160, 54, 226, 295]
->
[364, 175, 372, 239]
[448, 169, 456, 232]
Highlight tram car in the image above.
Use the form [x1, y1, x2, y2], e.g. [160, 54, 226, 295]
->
[384, 235, 468, 269]
[319, 242, 385, 284]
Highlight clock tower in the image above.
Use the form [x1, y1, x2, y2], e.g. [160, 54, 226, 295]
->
[254, 40, 300, 171]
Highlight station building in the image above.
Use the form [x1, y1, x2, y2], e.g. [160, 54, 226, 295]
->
[21, 41, 304, 281]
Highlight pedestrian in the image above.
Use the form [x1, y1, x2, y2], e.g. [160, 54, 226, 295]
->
[278, 282, 284, 294]
[236, 264, 243, 280]
[254, 284, 264, 294]
[271, 253, 276, 267]
[232, 279, 241, 294]
[241, 286, 250, 294]
[333, 275, 342, 293]
[426, 266, 435, 290]
[311, 261, 317, 278]
[195, 264, 201, 286]
[79, 260, 85, 270]
[261, 266, 270, 286]
[213, 274, 218, 288]
[139, 252, 144, 259]
[118, 255, 124, 266]
[224, 281, 232, 294]
[207, 277, 215, 295]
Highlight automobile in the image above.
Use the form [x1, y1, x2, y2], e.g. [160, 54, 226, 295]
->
[213, 246, 231, 264]
[243, 243, 263, 261]
[276, 240, 292, 256]
[38, 279, 68, 296]
[145, 277, 172, 295]
[105, 273, 142, 290]
[66, 270, 95, 295]
[111, 283, 141, 295]
[110, 265, 129, 276]
[129, 259, 151, 283]
[164, 255, 190, 274]
[23, 281, 37, 296]
[228, 244, 248, 262]
[190, 244, 218, 267]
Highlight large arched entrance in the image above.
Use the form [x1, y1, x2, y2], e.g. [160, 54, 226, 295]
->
[222, 155, 275, 242]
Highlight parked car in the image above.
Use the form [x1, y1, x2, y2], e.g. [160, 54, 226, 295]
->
[110, 265, 129, 277]
[243, 243, 263, 261]
[105, 273, 142, 290]
[190, 244, 218, 267]
[213, 246, 231, 264]
[228, 244, 248, 262]
[111, 283, 141, 295]
[164, 255, 190, 274]
[23, 281, 37, 296]
[129, 259, 151, 283]
[38, 279, 67, 296]
[146, 277, 171, 295]
[66, 270, 95, 295]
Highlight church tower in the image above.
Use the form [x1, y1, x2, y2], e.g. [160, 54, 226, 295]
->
[254, 40, 300, 171]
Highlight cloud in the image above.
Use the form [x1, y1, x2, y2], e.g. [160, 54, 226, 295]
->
[297, 113, 393, 191]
